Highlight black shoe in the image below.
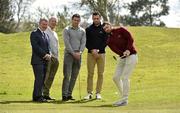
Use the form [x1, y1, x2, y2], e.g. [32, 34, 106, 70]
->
[62, 96, 68, 101]
[67, 96, 75, 100]
[43, 96, 55, 100]
[33, 97, 47, 102]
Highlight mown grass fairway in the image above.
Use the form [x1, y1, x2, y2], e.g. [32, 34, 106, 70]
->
[0, 27, 180, 113]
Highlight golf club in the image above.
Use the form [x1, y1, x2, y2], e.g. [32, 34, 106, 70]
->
[113, 55, 127, 61]
[78, 72, 81, 100]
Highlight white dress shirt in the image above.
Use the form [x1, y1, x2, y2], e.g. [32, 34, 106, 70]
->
[45, 26, 59, 59]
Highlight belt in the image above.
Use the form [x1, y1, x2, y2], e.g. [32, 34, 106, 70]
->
[120, 53, 136, 59]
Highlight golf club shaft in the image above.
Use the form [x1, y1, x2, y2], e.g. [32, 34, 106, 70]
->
[78, 73, 81, 100]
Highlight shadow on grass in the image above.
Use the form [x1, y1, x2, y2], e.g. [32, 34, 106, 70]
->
[0, 99, 97, 104]
[50, 99, 115, 108]
[0, 100, 35, 104]
[51, 98, 97, 104]
[80, 104, 114, 108]
[0, 99, 113, 108]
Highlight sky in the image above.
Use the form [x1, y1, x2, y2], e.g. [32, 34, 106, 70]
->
[31, 0, 180, 28]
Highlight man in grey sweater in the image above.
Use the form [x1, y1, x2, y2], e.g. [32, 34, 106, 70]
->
[62, 14, 86, 101]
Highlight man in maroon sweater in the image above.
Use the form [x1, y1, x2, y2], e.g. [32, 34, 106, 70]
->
[103, 22, 138, 106]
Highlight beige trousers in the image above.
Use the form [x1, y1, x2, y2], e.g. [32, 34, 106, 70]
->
[87, 53, 105, 94]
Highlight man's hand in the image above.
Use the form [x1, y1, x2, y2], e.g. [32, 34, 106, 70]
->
[43, 54, 51, 61]
[51, 55, 57, 63]
[91, 49, 100, 59]
[123, 50, 130, 57]
[73, 52, 81, 60]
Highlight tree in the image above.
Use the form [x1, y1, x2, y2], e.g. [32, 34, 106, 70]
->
[21, 14, 37, 32]
[80, 0, 108, 21]
[56, 6, 70, 30]
[35, 7, 54, 19]
[78, 0, 125, 25]
[107, 0, 124, 25]
[11, 0, 35, 31]
[126, 0, 169, 26]
[0, 0, 14, 33]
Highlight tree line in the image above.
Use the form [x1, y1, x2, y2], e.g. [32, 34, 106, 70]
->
[0, 0, 169, 33]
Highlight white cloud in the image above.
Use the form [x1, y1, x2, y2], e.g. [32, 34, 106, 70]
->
[161, 0, 180, 28]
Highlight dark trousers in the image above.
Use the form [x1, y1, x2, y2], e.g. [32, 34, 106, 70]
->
[32, 64, 47, 100]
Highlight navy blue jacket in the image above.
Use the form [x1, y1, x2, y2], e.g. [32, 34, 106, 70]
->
[30, 28, 50, 65]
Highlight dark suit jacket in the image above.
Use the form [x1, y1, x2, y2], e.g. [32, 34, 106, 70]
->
[30, 28, 50, 65]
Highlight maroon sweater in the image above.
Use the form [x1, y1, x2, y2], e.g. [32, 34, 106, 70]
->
[107, 27, 137, 57]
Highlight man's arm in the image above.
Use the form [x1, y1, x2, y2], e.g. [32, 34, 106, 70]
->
[122, 28, 134, 51]
[63, 28, 74, 54]
[101, 29, 108, 49]
[85, 27, 93, 51]
[30, 32, 47, 58]
[122, 28, 134, 56]
[80, 29, 86, 53]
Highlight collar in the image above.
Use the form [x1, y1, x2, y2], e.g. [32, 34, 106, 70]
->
[47, 26, 54, 32]
[92, 23, 101, 28]
[69, 26, 80, 30]
[38, 27, 44, 34]
[48, 26, 56, 31]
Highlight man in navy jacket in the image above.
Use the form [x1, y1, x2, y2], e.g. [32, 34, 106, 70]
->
[30, 18, 51, 102]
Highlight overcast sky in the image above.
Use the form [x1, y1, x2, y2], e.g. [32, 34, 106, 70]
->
[31, 0, 180, 28]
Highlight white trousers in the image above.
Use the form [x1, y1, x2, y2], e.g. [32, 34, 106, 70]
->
[113, 54, 138, 99]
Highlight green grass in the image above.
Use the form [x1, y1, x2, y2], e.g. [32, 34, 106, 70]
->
[0, 27, 180, 113]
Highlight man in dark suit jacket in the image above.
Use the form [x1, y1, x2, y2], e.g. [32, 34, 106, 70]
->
[30, 18, 51, 102]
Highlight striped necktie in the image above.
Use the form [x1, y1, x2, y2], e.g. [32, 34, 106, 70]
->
[42, 32, 47, 41]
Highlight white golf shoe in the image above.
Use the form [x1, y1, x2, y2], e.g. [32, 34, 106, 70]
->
[113, 97, 128, 106]
[96, 93, 102, 100]
[84, 93, 93, 100]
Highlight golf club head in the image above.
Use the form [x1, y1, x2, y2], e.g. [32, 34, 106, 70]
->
[113, 56, 117, 61]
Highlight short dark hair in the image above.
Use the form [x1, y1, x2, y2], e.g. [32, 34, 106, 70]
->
[102, 21, 111, 27]
[72, 14, 81, 20]
[92, 12, 101, 16]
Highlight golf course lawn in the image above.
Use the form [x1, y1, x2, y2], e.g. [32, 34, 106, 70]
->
[0, 27, 180, 113]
